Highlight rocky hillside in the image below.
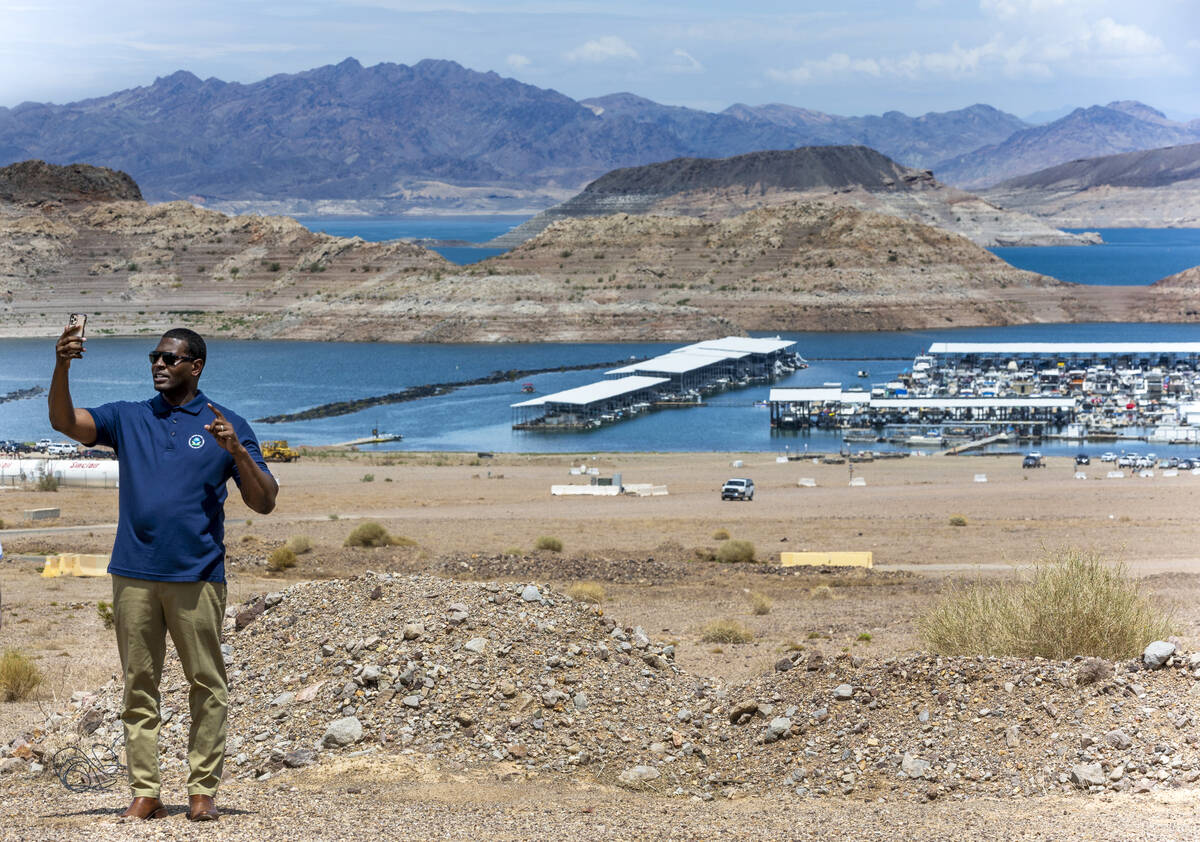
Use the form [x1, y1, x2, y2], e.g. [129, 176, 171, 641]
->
[492, 147, 1092, 250]
[982, 143, 1200, 228]
[1, 161, 1193, 341]
[935, 103, 1200, 189]
[0, 160, 141, 203]
[20, 570, 1200, 802]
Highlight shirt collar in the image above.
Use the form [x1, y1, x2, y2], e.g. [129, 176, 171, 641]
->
[151, 390, 208, 417]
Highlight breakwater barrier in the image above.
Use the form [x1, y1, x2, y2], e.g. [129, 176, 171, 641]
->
[253, 358, 648, 424]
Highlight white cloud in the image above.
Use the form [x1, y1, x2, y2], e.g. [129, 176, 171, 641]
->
[506, 53, 531, 70]
[665, 48, 702, 74]
[564, 35, 639, 63]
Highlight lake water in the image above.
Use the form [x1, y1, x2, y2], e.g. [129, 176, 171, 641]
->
[989, 229, 1200, 285]
[7, 322, 1200, 455]
[294, 215, 529, 265]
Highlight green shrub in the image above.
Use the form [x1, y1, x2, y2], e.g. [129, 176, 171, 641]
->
[36, 475, 59, 492]
[96, 601, 114, 630]
[267, 547, 297, 571]
[857, 632, 872, 642]
[711, 528, 730, 541]
[0, 650, 43, 701]
[503, 547, 523, 556]
[534, 536, 563, 553]
[344, 522, 394, 548]
[361, 473, 374, 483]
[285, 535, 313, 555]
[918, 548, 1174, 660]
[568, 582, 606, 604]
[700, 620, 754, 644]
[948, 514, 968, 527]
[716, 539, 755, 564]
[748, 591, 772, 615]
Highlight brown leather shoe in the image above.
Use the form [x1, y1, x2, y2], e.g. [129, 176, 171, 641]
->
[187, 794, 219, 822]
[118, 796, 167, 820]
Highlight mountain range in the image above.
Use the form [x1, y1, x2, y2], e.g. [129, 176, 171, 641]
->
[1, 58, 1196, 210]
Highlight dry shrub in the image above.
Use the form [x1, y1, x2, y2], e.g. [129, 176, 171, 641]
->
[692, 547, 716, 562]
[948, 514, 968, 527]
[712, 528, 731, 541]
[534, 536, 563, 553]
[344, 521, 395, 548]
[809, 585, 834, 601]
[747, 591, 772, 615]
[285, 535, 313, 554]
[503, 547, 523, 557]
[267, 546, 297, 571]
[918, 548, 1174, 660]
[568, 582, 606, 604]
[700, 619, 754, 644]
[716, 539, 755, 564]
[1, 649, 43, 701]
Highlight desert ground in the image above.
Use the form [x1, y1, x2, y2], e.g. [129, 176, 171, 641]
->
[3, 450, 1200, 840]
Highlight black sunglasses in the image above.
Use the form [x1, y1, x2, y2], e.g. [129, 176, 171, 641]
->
[148, 351, 196, 366]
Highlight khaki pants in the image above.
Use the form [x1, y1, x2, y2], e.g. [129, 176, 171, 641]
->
[112, 575, 228, 798]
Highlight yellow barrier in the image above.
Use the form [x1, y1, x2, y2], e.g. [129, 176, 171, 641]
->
[40, 554, 111, 578]
[779, 551, 873, 569]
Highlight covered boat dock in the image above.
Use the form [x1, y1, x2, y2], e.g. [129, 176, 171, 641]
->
[768, 388, 1077, 429]
[927, 343, 1200, 369]
[512, 376, 670, 430]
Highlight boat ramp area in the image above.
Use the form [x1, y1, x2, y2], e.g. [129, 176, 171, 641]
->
[512, 337, 804, 430]
[768, 342, 1200, 447]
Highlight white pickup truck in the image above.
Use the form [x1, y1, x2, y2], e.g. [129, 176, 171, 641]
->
[721, 478, 755, 501]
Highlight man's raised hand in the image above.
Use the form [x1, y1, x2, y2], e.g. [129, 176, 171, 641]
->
[204, 403, 240, 454]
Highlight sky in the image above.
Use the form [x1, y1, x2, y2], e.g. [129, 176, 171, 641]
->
[1, 0, 1196, 121]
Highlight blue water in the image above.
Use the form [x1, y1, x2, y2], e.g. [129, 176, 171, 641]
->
[8, 323, 1200, 455]
[294, 215, 528, 265]
[989, 229, 1200, 285]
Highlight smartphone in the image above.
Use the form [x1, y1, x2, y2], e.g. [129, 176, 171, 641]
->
[68, 313, 87, 338]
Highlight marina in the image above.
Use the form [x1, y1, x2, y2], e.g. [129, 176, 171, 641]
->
[768, 342, 1200, 449]
[511, 337, 804, 430]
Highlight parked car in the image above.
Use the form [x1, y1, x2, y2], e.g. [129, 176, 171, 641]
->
[1117, 455, 1135, 468]
[1022, 454, 1043, 469]
[46, 442, 78, 456]
[36, 438, 52, 451]
[721, 478, 755, 501]
[1074, 453, 1090, 465]
[80, 448, 113, 459]
[1100, 452, 1118, 462]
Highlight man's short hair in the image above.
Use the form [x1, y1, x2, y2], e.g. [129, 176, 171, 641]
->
[162, 328, 207, 361]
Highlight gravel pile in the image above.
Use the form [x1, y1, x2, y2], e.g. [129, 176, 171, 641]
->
[8, 571, 1200, 802]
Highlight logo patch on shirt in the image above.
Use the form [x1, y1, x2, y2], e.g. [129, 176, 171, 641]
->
[188, 434, 205, 449]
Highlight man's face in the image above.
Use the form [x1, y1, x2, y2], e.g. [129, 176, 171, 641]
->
[150, 337, 203, 394]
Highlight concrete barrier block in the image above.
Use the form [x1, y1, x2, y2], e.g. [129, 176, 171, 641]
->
[24, 507, 60, 521]
[848, 477, 866, 487]
[797, 478, 817, 488]
[974, 474, 987, 483]
[780, 551, 873, 569]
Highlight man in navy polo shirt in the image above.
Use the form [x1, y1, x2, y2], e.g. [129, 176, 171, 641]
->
[50, 325, 277, 822]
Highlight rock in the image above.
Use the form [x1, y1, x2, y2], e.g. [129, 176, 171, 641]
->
[641, 653, 669, 670]
[497, 679, 517, 698]
[402, 695, 422, 708]
[618, 765, 661, 787]
[1106, 729, 1133, 750]
[283, 749, 316, 768]
[763, 717, 792, 743]
[321, 717, 363, 748]
[269, 692, 296, 707]
[1005, 725, 1020, 747]
[446, 603, 470, 625]
[901, 753, 931, 779]
[728, 699, 760, 724]
[521, 585, 542, 603]
[1069, 763, 1106, 788]
[833, 684, 854, 701]
[264, 592, 284, 607]
[0, 758, 25, 775]
[573, 692, 589, 711]
[360, 665, 382, 684]
[464, 638, 487, 654]
[774, 657, 794, 672]
[402, 623, 424, 641]
[1143, 641, 1176, 669]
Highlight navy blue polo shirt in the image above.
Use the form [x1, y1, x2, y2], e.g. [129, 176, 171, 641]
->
[86, 391, 272, 583]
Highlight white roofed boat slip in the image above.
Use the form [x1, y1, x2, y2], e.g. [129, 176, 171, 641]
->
[511, 376, 669, 408]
